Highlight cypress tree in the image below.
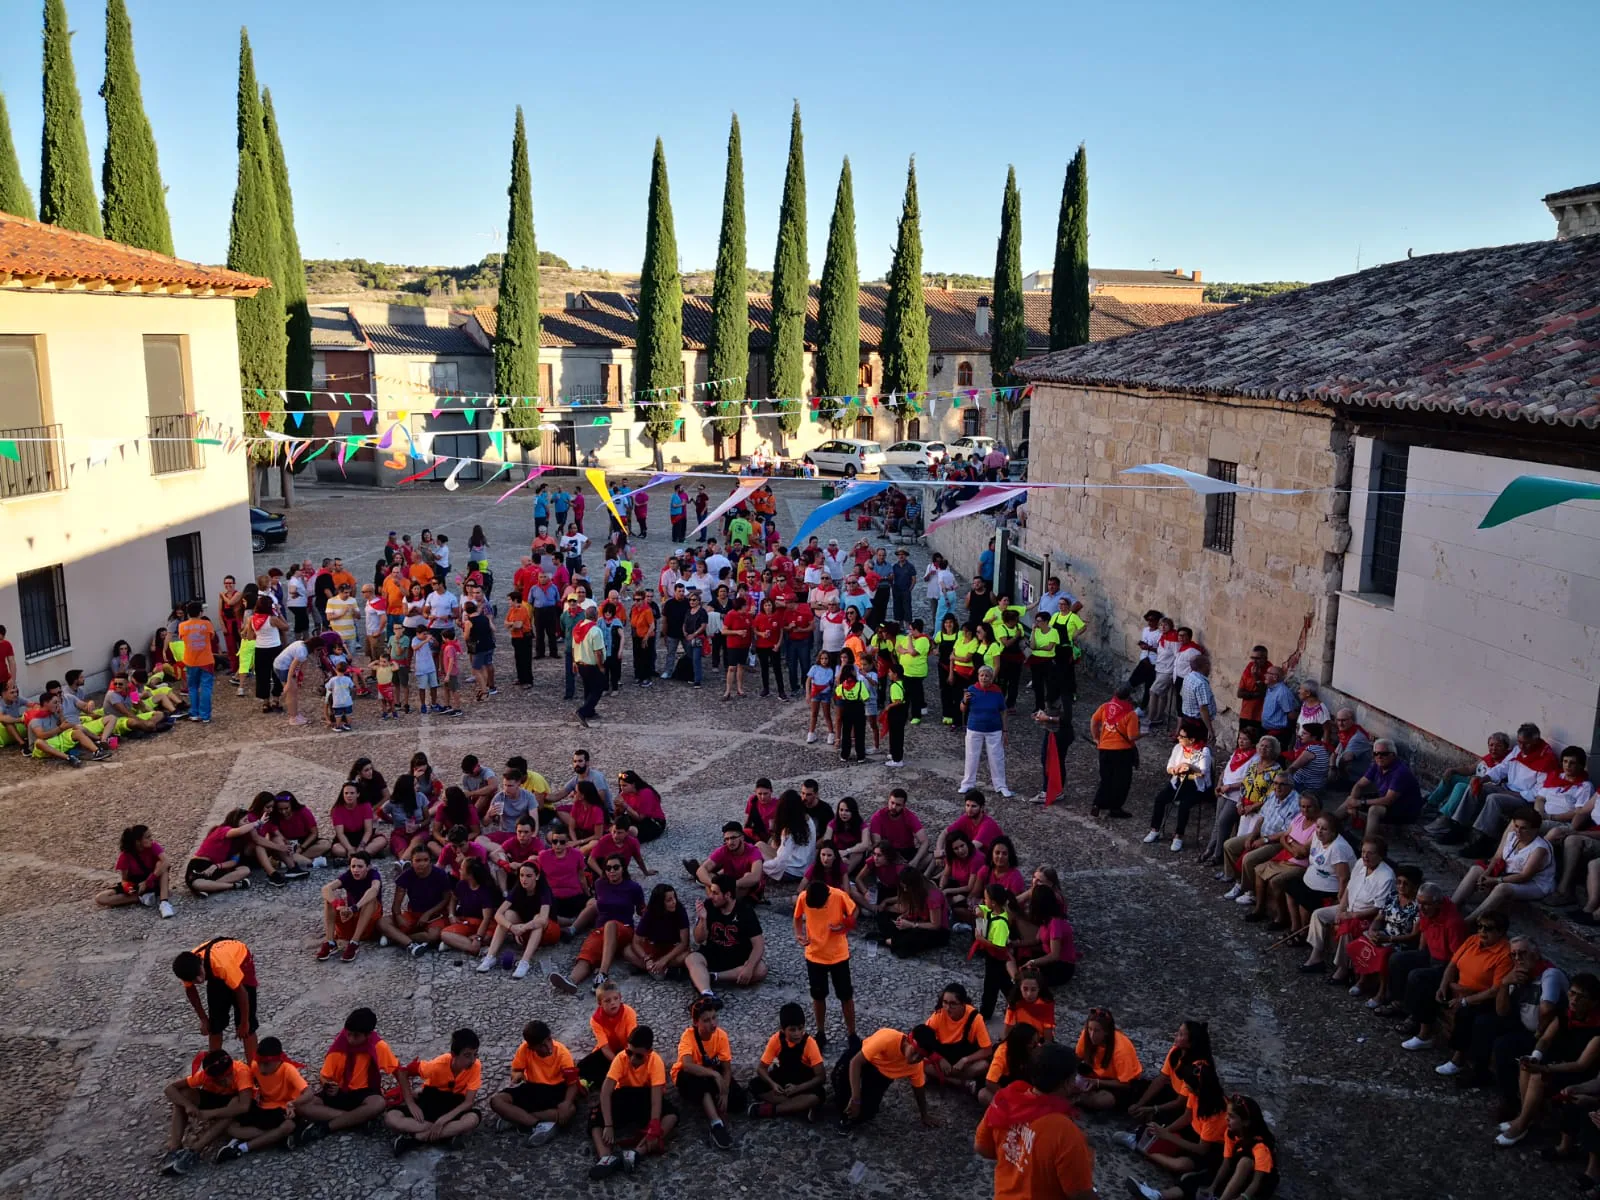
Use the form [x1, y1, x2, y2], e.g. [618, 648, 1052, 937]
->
[991, 166, 1026, 444]
[493, 106, 541, 454]
[228, 29, 286, 468]
[880, 156, 928, 398]
[262, 89, 310, 394]
[40, 0, 102, 235]
[636, 138, 682, 468]
[100, 0, 172, 253]
[815, 156, 859, 427]
[1049, 143, 1090, 351]
[0, 93, 34, 219]
[769, 102, 807, 435]
[707, 114, 748, 441]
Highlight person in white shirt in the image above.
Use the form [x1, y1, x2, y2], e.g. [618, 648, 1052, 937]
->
[433, 535, 451, 573]
[818, 600, 850, 655]
[1143, 719, 1214, 853]
[822, 541, 848, 582]
[1128, 609, 1163, 712]
[1172, 627, 1203, 680]
[285, 568, 311, 637]
[424, 579, 461, 636]
[1147, 618, 1179, 729]
[704, 542, 733, 583]
[559, 525, 589, 570]
[1303, 834, 1395, 976]
[1454, 807, 1554, 918]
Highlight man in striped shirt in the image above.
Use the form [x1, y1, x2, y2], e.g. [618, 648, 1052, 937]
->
[1179, 654, 1217, 741]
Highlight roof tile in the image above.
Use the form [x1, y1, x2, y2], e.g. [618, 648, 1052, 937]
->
[0, 212, 269, 292]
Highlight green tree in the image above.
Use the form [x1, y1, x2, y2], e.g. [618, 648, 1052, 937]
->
[262, 90, 308, 392]
[99, 0, 171, 253]
[770, 102, 807, 435]
[0, 93, 34, 218]
[815, 156, 859, 427]
[636, 138, 682, 468]
[991, 166, 1026, 444]
[1048, 144, 1089, 351]
[880, 157, 928, 398]
[707, 114, 748, 441]
[40, 0, 101, 235]
[493, 107, 542, 456]
[227, 29, 286, 480]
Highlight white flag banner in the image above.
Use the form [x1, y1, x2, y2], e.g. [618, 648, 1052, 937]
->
[443, 458, 470, 491]
[1121, 463, 1303, 495]
[688, 476, 767, 539]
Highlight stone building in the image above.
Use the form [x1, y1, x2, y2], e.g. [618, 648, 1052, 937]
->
[1546, 183, 1600, 241]
[1023, 266, 1207, 305]
[1016, 209, 1600, 763]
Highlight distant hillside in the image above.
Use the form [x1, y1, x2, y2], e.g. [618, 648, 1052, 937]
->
[1202, 280, 1308, 304]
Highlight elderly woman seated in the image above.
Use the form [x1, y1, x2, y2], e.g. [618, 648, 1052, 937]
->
[1200, 730, 1262, 867]
[1453, 806, 1555, 919]
[1474, 937, 1569, 1106]
[1302, 833, 1396, 981]
[1243, 787, 1322, 929]
[1495, 971, 1600, 1150]
[1424, 731, 1513, 842]
[1343, 864, 1423, 1006]
[1280, 812, 1356, 945]
[1222, 769, 1298, 905]
[1401, 909, 1513, 1055]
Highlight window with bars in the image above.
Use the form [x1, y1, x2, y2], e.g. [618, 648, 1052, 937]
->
[963, 408, 982, 437]
[1368, 446, 1409, 596]
[166, 533, 206, 609]
[18, 565, 70, 659]
[1203, 459, 1238, 554]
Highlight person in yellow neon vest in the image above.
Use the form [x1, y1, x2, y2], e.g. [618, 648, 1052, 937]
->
[935, 614, 963, 726]
[988, 600, 1026, 712]
[1049, 597, 1086, 710]
[1027, 612, 1061, 713]
[894, 619, 933, 725]
[833, 665, 870, 763]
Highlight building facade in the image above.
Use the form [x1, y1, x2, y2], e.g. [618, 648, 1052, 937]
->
[0, 215, 264, 694]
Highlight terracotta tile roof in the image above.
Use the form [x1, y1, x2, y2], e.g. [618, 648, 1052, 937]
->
[1018, 237, 1600, 429]
[468, 288, 1217, 357]
[356, 321, 487, 357]
[0, 211, 269, 293]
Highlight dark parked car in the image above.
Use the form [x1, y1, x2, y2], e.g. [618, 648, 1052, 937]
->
[250, 506, 288, 553]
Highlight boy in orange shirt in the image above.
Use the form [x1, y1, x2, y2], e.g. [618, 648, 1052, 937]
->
[577, 979, 639, 1089]
[673, 996, 735, 1149]
[749, 1002, 827, 1120]
[387, 1027, 483, 1155]
[293, 1007, 401, 1140]
[589, 1025, 678, 1180]
[975, 1043, 1096, 1200]
[793, 876, 859, 1048]
[216, 1036, 306, 1161]
[160, 1049, 254, 1175]
[490, 1019, 580, 1146]
[839, 1025, 941, 1129]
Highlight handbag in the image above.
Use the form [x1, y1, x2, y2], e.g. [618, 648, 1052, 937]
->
[1345, 936, 1391, 977]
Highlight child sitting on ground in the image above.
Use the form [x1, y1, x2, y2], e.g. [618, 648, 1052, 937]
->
[489, 1019, 580, 1147]
[160, 1049, 253, 1176]
[387, 1027, 483, 1157]
[748, 1002, 826, 1120]
[215, 1036, 307, 1162]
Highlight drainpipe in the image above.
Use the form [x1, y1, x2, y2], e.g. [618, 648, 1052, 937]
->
[1317, 422, 1355, 686]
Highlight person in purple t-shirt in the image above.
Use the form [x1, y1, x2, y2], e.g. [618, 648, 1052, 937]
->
[1338, 738, 1424, 839]
[317, 850, 383, 962]
[867, 788, 931, 871]
[549, 856, 646, 994]
[378, 845, 452, 956]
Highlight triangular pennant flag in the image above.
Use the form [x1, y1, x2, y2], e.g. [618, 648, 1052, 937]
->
[0, 440, 20, 462]
[463, 409, 475, 427]
[489, 428, 504, 458]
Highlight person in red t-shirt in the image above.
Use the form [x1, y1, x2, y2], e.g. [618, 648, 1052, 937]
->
[751, 598, 789, 700]
[721, 602, 753, 701]
[0, 624, 15, 691]
[1234, 644, 1273, 735]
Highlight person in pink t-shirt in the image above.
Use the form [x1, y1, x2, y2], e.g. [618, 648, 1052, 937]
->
[536, 830, 591, 929]
[935, 789, 1005, 865]
[685, 823, 766, 899]
[867, 789, 931, 872]
[97, 824, 174, 915]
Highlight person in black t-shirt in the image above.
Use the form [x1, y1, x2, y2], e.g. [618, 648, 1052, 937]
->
[464, 601, 497, 701]
[686, 875, 767, 999]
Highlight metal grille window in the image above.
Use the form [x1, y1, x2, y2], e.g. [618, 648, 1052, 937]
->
[963, 408, 981, 437]
[1368, 446, 1409, 596]
[166, 533, 205, 609]
[1203, 460, 1238, 554]
[148, 413, 201, 474]
[18, 565, 70, 658]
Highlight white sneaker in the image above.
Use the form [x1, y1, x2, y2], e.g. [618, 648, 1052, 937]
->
[378, 936, 390, 948]
[1235, 893, 1256, 905]
[1131, 1183, 1162, 1200]
[997, 788, 1015, 798]
[312, 856, 328, 869]
[806, 732, 818, 744]
[826, 734, 836, 745]
[476, 954, 494, 974]
[1170, 838, 1184, 852]
[1401, 1036, 1434, 1051]
[1142, 831, 1160, 844]
[1223, 883, 1243, 900]
[1435, 1060, 1463, 1076]
[512, 960, 530, 980]
[886, 760, 903, 768]
[158, 899, 175, 918]
[527, 1120, 557, 1147]
[1111, 1131, 1138, 1150]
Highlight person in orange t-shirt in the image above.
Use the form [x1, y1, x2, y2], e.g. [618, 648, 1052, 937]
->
[750, 1002, 827, 1119]
[216, 1036, 306, 1159]
[1128, 1092, 1280, 1200]
[490, 1019, 580, 1140]
[793, 878, 859, 1044]
[975, 1044, 1097, 1200]
[172, 936, 259, 1059]
[160, 1049, 254, 1173]
[576, 980, 640, 1089]
[1090, 684, 1144, 817]
[386, 1028, 483, 1154]
[295, 1006, 403, 1133]
[841, 1025, 941, 1127]
[673, 997, 735, 1147]
[589, 1026, 677, 1180]
[1119, 1057, 1229, 1182]
[924, 981, 994, 1085]
[1416, 909, 1515, 1068]
[1075, 1006, 1146, 1111]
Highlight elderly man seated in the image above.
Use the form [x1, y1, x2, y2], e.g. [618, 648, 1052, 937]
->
[1337, 739, 1422, 838]
[1329, 708, 1374, 789]
[1424, 732, 1512, 842]
[1447, 722, 1561, 860]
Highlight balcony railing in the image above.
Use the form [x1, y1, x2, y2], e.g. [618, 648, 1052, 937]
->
[148, 412, 202, 475]
[0, 423, 65, 499]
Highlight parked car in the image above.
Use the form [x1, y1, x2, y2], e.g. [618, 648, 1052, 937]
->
[949, 435, 999, 458]
[881, 440, 947, 469]
[802, 438, 886, 477]
[250, 506, 288, 553]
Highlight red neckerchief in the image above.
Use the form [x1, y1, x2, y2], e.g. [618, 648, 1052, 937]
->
[330, 1029, 379, 1091]
[572, 619, 597, 642]
[982, 1080, 1077, 1129]
[1519, 741, 1560, 774]
[1338, 724, 1369, 749]
[1227, 748, 1255, 773]
[1179, 640, 1202, 654]
[1158, 631, 1181, 645]
[1544, 769, 1590, 789]
[1481, 749, 1508, 767]
[1101, 696, 1134, 725]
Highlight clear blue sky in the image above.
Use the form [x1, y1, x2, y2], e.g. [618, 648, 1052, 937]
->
[2, 0, 1596, 283]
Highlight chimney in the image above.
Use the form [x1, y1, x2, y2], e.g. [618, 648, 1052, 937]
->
[1192, 270, 1202, 283]
[1544, 184, 1600, 240]
[564, 292, 580, 309]
[975, 296, 991, 338]
[1172, 268, 1184, 278]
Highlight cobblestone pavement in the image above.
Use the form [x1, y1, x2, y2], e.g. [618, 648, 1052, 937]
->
[0, 482, 1555, 1199]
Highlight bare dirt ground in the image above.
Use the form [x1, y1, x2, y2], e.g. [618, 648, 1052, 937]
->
[0, 484, 1555, 1199]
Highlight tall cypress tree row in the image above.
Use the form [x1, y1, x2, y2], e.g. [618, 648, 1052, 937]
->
[1049, 143, 1090, 351]
[880, 156, 928, 398]
[707, 114, 748, 441]
[991, 166, 1026, 444]
[815, 156, 859, 427]
[493, 106, 541, 455]
[228, 29, 286, 473]
[769, 102, 807, 435]
[636, 138, 682, 469]
[262, 90, 309, 394]
[100, 0, 172, 253]
[40, 0, 102, 235]
[0, 93, 34, 219]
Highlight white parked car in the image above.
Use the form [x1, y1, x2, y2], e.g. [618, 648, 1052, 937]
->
[949, 435, 999, 458]
[802, 438, 886, 477]
[880, 440, 947, 469]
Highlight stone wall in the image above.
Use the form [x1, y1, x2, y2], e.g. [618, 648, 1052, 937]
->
[1024, 382, 1350, 711]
